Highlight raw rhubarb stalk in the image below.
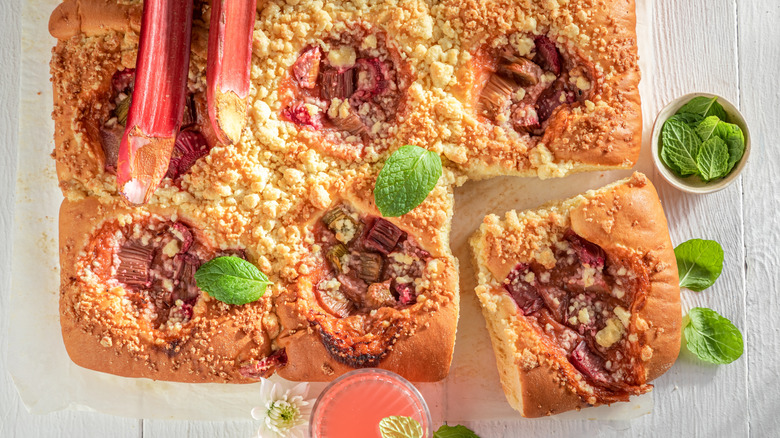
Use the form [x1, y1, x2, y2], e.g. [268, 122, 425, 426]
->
[207, 0, 257, 145]
[117, 0, 194, 205]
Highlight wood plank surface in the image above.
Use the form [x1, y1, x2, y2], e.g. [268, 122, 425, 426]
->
[739, 1, 780, 437]
[643, 0, 749, 436]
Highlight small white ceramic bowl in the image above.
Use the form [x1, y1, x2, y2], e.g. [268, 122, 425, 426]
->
[651, 93, 750, 194]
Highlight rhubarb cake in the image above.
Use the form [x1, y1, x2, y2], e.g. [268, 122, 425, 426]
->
[58, 197, 281, 382]
[469, 173, 681, 417]
[48, 0, 642, 385]
[406, 0, 642, 179]
[274, 175, 459, 382]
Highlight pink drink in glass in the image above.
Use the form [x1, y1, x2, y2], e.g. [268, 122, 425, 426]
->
[309, 369, 432, 438]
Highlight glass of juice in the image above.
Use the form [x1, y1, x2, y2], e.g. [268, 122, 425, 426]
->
[309, 368, 432, 437]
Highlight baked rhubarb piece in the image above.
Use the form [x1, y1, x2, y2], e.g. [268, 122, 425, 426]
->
[470, 173, 681, 416]
[474, 35, 593, 136]
[117, 0, 194, 204]
[58, 197, 282, 382]
[279, 24, 412, 160]
[48, 0, 650, 388]
[207, 0, 257, 145]
[49, 0, 218, 201]
[428, 0, 642, 178]
[275, 177, 459, 382]
[99, 68, 213, 182]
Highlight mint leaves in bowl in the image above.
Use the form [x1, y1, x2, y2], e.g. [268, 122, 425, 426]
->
[651, 93, 750, 194]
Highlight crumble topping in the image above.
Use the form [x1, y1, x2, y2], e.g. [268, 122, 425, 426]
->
[50, 0, 641, 380]
[473, 174, 665, 407]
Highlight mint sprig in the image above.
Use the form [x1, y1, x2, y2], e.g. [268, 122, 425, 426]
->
[194, 256, 271, 305]
[374, 145, 442, 217]
[659, 96, 745, 182]
[684, 307, 743, 364]
[674, 239, 724, 291]
[674, 239, 743, 365]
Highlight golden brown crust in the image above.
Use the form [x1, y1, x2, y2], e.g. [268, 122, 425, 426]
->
[473, 283, 586, 416]
[275, 267, 459, 382]
[430, 0, 642, 178]
[470, 173, 681, 416]
[59, 197, 277, 383]
[569, 174, 681, 381]
[49, 0, 141, 40]
[50, 34, 126, 196]
[275, 175, 459, 382]
[48, 0, 642, 202]
[49, 0, 646, 387]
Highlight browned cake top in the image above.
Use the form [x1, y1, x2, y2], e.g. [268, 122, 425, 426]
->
[470, 173, 681, 415]
[50, 0, 641, 383]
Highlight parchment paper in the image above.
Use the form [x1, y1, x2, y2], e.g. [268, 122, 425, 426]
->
[9, 0, 654, 423]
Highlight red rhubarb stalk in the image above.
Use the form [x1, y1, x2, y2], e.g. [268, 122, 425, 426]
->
[117, 0, 194, 205]
[207, 0, 257, 145]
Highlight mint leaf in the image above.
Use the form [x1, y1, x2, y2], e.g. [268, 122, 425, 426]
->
[696, 137, 730, 181]
[669, 112, 704, 128]
[693, 117, 745, 176]
[194, 256, 271, 305]
[379, 416, 423, 438]
[685, 307, 743, 364]
[674, 239, 724, 291]
[678, 96, 727, 120]
[694, 115, 721, 142]
[434, 424, 481, 438]
[713, 121, 745, 172]
[375, 145, 442, 217]
[660, 118, 701, 176]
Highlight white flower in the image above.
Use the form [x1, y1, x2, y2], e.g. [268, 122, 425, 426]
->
[251, 379, 313, 438]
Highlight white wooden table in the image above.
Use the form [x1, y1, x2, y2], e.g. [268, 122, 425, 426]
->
[2, 0, 779, 436]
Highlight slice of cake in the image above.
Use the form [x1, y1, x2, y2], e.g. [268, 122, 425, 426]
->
[470, 173, 681, 416]
[59, 197, 283, 382]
